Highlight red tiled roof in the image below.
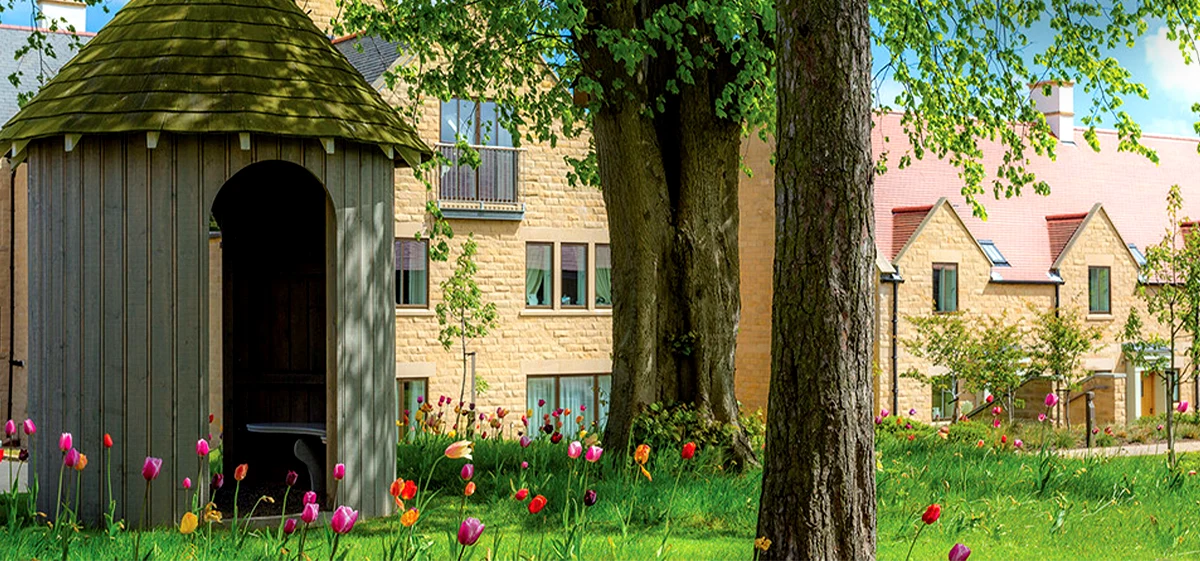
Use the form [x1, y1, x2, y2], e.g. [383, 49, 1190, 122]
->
[1046, 213, 1086, 264]
[874, 112, 1200, 281]
[891, 205, 933, 258]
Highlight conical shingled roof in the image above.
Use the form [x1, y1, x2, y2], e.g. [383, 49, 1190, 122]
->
[0, 0, 432, 167]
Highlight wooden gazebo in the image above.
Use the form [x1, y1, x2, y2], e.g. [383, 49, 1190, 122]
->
[0, 0, 431, 524]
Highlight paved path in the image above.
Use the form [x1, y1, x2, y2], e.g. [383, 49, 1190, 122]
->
[0, 455, 28, 493]
[1062, 439, 1200, 458]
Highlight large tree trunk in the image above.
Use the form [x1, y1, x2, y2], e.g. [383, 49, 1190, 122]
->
[755, 0, 876, 557]
[576, 0, 756, 466]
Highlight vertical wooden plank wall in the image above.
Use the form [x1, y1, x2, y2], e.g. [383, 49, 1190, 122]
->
[28, 133, 397, 524]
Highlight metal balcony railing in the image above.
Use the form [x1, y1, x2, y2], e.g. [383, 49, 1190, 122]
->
[437, 143, 520, 204]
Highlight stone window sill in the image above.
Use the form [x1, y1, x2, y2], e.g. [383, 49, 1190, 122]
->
[1086, 313, 1114, 322]
[520, 308, 613, 318]
[396, 307, 435, 318]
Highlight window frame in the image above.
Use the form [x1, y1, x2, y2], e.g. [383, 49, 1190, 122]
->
[1088, 266, 1111, 314]
[525, 242, 555, 309]
[395, 238, 430, 309]
[440, 98, 513, 147]
[932, 262, 958, 313]
[560, 243, 589, 309]
[527, 373, 611, 429]
[397, 377, 429, 439]
[595, 243, 612, 309]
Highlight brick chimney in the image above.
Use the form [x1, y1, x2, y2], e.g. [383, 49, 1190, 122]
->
[1030, 81, 1074, 144]
[37, 0, 86, 33]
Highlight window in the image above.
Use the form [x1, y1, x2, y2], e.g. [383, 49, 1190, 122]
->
[595, 244, 612, 307]
[561, 244, 587, 307]
[397, 378, 428, 440]
[978, 240, 1009, 266]
[932, 263, 957, 312]
[1170, 369, 1181, 402]
[395, 239, 428, 307]
[439, 99, 519, 205]
[1128, 243, 1146, 267]
[527, 374, 612, 435]
[931, 378, 955, 421]
[441, 99, 514, 147]
[1089, 266, 1111, 314]
[526, 243, 553, 308]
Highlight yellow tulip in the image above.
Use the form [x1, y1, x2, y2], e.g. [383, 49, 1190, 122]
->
[400, 508, 420, 527]
[634, 444, 651, 465]
[179, 512, 198, 535]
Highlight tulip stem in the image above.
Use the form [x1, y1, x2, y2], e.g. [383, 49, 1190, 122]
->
[134, 482, 150, 561]
[53, 459, 65, 526]
[329, 532, 343, 561]
[277, 486, 292, 542]
[904, 522, 926, 561]
[296, 523, 308, 561]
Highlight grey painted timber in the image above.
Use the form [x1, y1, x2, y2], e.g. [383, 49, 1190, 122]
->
[26, 132, 397, 525]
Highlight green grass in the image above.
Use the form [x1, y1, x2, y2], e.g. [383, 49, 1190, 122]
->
[8, 429, 1200, 560]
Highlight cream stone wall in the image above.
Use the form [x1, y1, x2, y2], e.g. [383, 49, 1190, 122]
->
[734, 135, 774, 411]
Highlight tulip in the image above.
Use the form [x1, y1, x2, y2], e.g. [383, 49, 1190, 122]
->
[1014, 439, 1024, 449]
[586, 445, 604, 463]
[104, 433, 113, 448]
[909, 408, 917, 416]
[681, 442, 696, 460]
[948, 543, 971, 561]
[74, 452, 88, 471]
[1092, 427, 1099, 435]
[1179, 401, 1190, 414]
[179, 512, 199, 535]
[3, 419, 14, 436]
[976, 439, 984, 447]
[286, 470, 298, 486]
[303, 490, 317, 505]
[196, 439, 210, 457]
[550, 432, 563, 444]
[400, 508, 419, 527]
[520, 435, 532, 448]
[880, 408, 890, 418]
[515, 488, 529, 501]
[211, 473, 224, 490]
[401, 479, 418, 501]
[301, 502, 319, 524]
[991, 406, 1002, 416]
[445, 440, 473, 460]
[389, 478, 404, 502]
[64, 448, 80, 467]
[1158, 424, 1165, 431]
[18, 449, 28, 462]
[143, 456, 163, 480]
[922, 503, 941, 524]
[283, 518, 297, 535]
[907, 434, 916, 441]
[59, 433, 72, 452]
[233, 463, 248, 481]
[464, 482, 476, 496]
[537, 399, 546, 407]
[567, 441, 583, 459]
[1038, 413, 1047, 423]
[521, 461, 529, 469]
[209, 413, 215, 423]
[333, 463, 346, 480]
[992, 418, 1001, 428]
[1000, 435, 1007, 444]
[461, 463, 474, 481]
[22, 419, 35, 435]
[634, 444, 651, 465]
[1044, 393, 1059, 408]
[583, 489, 597, 507]
[330, 505, 359, 534]
[457, 517, 485, 546]
[874, 415, 882, 425]
[529, 494, 547, 514]
[183, 477, 192, 489]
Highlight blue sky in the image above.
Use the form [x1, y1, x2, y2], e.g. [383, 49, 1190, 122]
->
[3, 1, 1196, 138]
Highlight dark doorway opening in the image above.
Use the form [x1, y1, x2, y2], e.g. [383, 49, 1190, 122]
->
[211, 161, 330, 515]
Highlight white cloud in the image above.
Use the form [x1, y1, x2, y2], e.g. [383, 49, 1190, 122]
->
[1145, 26, 1200, 104]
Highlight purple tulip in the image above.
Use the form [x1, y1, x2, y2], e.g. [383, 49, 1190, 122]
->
[457, 517, 485, 546]
[301, 502, 319, 524]
[4, 419, 14, 437]
[908, 408, 917, 416]
[142, 457, 163, 481]
[330, 505, 359, 534]
[18, 449, 28, 462]
[286, 470, 298, 486]
[304, 491, 318, 505]
[948, 543, 971, 561]
[283, 518, 297, 535]
[874, 416, 882, 425]
[417, 395, 424, 404]
[58, 433, 72, 452]
[22, 419, 35, 435]
[520, 435, 532, 448]
[64, 448, 79, 467]
[583, 489, 597, 507]
[537, 399, 546, 407]
[461, 463, 474, 481]
[211, 473, 224, 490]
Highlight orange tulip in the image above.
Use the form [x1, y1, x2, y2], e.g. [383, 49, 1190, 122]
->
[464, 482, 476, 497]
[400, 508, 419, 527]
[389, 478, 405, 509]
[73, 453, 88, 472]
[634, 444, 650, 465]
[234, 463, 248, 481]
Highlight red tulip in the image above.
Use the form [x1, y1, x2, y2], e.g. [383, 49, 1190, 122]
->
[922, 504, 941, 525]
[401, 480, 417, 501]
[1000, 435, 1007, 444]
[514, 489, 529, 501]
[234, 463, 248, 481]
[681, 442, 696, 460]
[103, 433, 113, 448]
[528, 494, 547, 514]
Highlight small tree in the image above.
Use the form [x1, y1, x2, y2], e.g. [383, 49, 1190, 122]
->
[972, 314, 1030, 423]
[1028, 307, 1102, 427]
[902, 313, 974, 421]
[435, 235, 498, 432]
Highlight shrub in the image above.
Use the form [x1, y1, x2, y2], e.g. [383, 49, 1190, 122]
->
[630, 402, 762, 469]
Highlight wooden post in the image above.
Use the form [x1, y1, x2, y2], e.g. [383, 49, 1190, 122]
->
[1085, 391, 1096, 449]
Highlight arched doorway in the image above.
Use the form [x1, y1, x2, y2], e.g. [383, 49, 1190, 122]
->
[211, 161, 332, 513]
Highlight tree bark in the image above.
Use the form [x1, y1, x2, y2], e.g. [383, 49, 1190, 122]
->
[755, 0, 876, 557]
[576, 0, 756, 466]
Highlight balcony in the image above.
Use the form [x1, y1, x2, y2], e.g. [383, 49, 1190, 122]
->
[436, 143, 524, 221]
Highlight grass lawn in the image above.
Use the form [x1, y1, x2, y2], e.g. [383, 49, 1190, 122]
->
[7, 427, 1200, 560]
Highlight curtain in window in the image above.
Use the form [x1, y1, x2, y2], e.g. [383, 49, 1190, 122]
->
[395, 241, 427, 305]
[937, 267, 957, 312]
[561, 245, 586, 306]
[1090, 268, 1110, 312]
[526, 244, 551, 306]
[595, 245, 612, 306]
[399, 379, 427, 440]
[596, 375, 611, 429]
[560, 376, 595, 435]
[527, 377, 555, 437]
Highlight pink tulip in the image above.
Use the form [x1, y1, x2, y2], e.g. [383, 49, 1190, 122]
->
[949, 543, 971, 561]
[991, 406, 1002, 416]
[182, 477, 192, 489]
[520, 435, 532, 448]
[142, 456, 163, 481]
[457, 517, 485, 546]
[196, 439, 210, 457]
[1179, 401, 1190, 414]
[304, 491, 318, 505]
[1158, 424, 1165, 431]
[59, 433, 72, 452]
[992, 418, 1001, 428]
[461, 463, 474, 481]
[567, 441, 583, 459]
[4, 419, 14, 437]
[64, 448, 79, 467]
[330, 505, 359, 534]
[1037, 413, 1047, 423]
[874, 416, 882, 425]
[1014, 439, 1023, 449]
[302, 502, 319, 524]
[22, 419, 35, 435]
[283, 518, 297, 535]
[586, 445, 604, 463]
[880, 409, 890, 419]
[1044, 393, 1059, 408]
[333, 463, 345, 480]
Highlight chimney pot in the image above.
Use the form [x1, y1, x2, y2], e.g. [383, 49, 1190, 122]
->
[36, 0, 87, 34]
[1030, 81, 1074, 144]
